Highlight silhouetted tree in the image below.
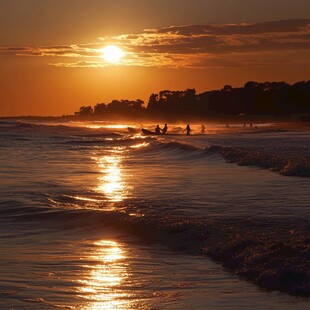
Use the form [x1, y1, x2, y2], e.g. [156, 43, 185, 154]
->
[148, 93, 159, 111]
[75, 80, 310, 119]
[93, 103, 107, 116]
[76, 106, 93, 117]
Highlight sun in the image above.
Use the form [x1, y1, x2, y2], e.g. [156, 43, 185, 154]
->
[102, 45, 123, 64]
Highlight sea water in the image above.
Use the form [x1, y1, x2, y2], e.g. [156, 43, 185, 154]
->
[0, 120, 309, 309]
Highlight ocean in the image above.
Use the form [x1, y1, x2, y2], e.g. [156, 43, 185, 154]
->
[0, 119, 309, 309]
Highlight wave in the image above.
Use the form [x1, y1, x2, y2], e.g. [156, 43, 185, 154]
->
[129, 140, 214, 163]
[146, 139, 310, 177]
[0, 121, 107, 134]
[0, 120, 20, 127]
[242, 128, 288, 134]
[72, 132, 122, 138]
[2, 119, 308, 177]
[0, 122, 71, 133]
[0, 122, 131, 145]
[135, 140, 310, 177]
[215, 146, 310, 177]
[63, 136, 152, 147]
[203, 217, 309, 297]
[159, 141, 201, 152]
[1, 198, 308, 297]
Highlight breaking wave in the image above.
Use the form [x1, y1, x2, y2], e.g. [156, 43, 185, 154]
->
[213, 146, 310, 177]
[1, 198, 309, 297]
[141, 140, 310, 177]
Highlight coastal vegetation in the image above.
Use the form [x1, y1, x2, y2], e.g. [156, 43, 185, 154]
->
[75, 80, 310, 121]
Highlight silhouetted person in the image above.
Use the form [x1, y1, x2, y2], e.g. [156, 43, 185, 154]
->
[244, 123, 246, 127]
[183, 124, 191, 135]
[250, 123, 253, 127]
[155, 125, 161, 134]
[162, 124, 168, 134]
[226, 124, 229, 128]
[201, 124, 206, 134]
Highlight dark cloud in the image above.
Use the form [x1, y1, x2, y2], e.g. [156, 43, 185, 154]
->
[114, 19, 310, 55]
[154, 19, 310, 36]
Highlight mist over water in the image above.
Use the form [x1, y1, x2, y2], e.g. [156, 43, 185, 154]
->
[0, 120, 309, 309]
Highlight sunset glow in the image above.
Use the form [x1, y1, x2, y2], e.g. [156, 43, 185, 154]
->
[1, 0, 310, 116]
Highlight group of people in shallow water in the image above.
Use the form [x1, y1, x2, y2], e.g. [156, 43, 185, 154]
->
[154, 122, 257, 135]
[154, 124, 193, 135]
[155, 124, 168, 134]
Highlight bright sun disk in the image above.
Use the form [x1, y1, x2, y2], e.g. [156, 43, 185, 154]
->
[102, 46, 123, 64]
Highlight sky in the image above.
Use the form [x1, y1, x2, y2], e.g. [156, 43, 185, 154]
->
[0, 0, 310, 116]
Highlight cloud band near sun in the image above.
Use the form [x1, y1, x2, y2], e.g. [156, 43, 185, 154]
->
[1, 19, 310, 68]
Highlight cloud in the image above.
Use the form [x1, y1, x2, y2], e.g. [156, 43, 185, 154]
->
[1, 19, 309, 68]
[109, 19, 310, 55]
[0, 44, 103, 58]
[152, 19, 310, 36]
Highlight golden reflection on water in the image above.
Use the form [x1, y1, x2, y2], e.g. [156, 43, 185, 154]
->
[96, 150, 128, 202]
[85, 124, 131, 129]
[130, 142, 149, 149]
[94, 141, 149, 205]
[79, 240, 131, 309]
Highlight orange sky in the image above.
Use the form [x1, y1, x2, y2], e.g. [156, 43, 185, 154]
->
[1, 0, 310, 116]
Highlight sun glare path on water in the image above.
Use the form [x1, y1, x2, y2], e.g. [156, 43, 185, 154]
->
[77, 240, 133, 309]
[102, 45, 124, 64]
[96, 149, 130, 203]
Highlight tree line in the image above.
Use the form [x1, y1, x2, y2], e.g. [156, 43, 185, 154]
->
[75, 80, 310, 120]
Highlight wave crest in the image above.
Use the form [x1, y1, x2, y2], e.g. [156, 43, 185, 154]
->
[209, 145, 310, 177]
[3, 200, 309, 297]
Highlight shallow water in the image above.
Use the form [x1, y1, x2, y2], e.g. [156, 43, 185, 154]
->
[0, 120, 309, 309]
